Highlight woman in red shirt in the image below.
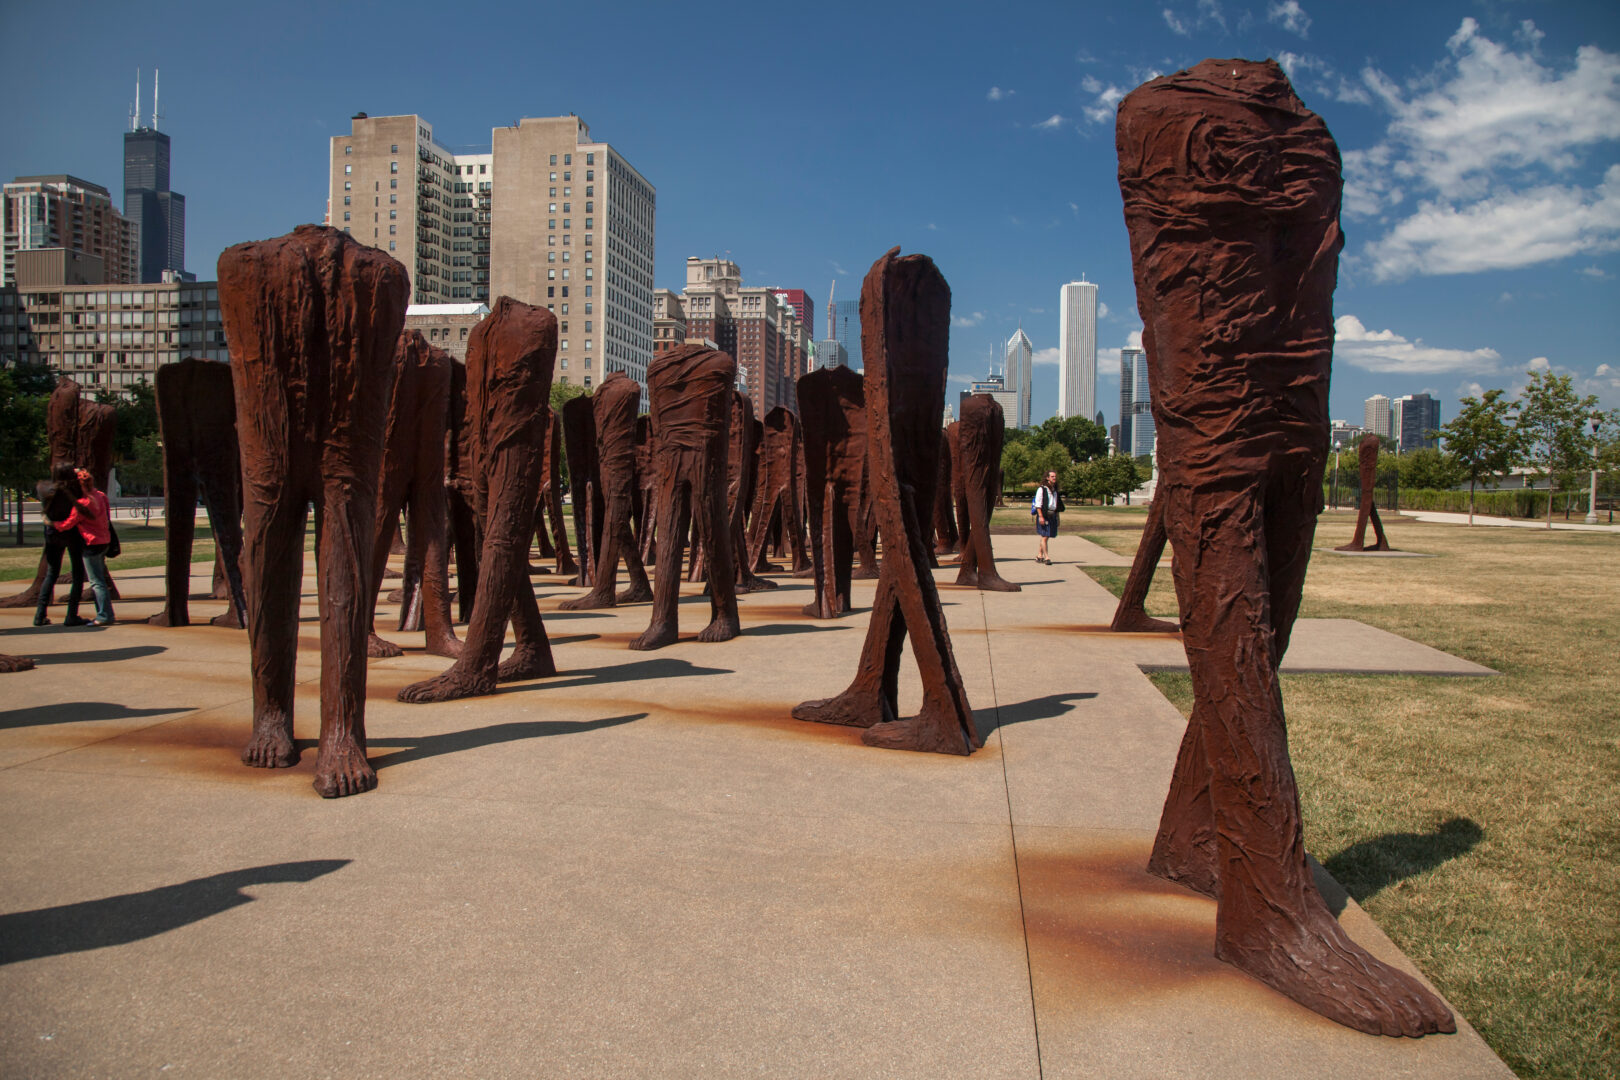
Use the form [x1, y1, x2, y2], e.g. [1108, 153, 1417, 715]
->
[56, 467, 115, 625]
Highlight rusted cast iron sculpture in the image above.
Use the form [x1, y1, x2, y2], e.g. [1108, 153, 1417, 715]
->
[934, 428, 960, 556]
[531, 409, 577, 577]
[1119, 59, 1454, 1036]
[444, 359, 480, 623]
[364, 331, 462, 660]
[559, 372, 651, 609]
[219, 224, 405, 798]
[727, 391, 775, 594]
[795, 248, 977, 755]
[562, 394, 602, 588]
[398, 298, 560, 703]
[746, 406, 812, 575]
[145, 358, 248, 629]
[631, 343, 740, 650]
[1335, 433, 1392, 552]
[1109, 495, 1178, 633]
[0, 653, 35, 673]
[953, 394, 1020, 591]
[1, 378, 117, 609]
[797, 365, 868, 618]
[634, 415, 656, 567]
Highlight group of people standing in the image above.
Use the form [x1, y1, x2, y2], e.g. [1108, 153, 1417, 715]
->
[33, 465, 115, 627]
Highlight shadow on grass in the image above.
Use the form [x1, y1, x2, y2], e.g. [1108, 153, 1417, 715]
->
[0, 860, 350, 965]
[1322, 817, 1484, 914]
[0, 702, 192, 731]
[976, 691, 1098, 735]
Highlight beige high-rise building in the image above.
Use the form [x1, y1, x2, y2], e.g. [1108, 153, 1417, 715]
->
[678, 256, 809, 417]
[330, 113, 653, 391]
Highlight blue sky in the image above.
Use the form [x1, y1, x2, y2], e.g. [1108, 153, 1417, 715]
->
[3, 0, 1617, 427]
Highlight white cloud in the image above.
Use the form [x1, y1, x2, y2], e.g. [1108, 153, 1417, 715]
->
[1332, 315, 1503, 375]
[1162, 9, 1189, 36]
[1068, 202, 1079, 215]
[1268, 1, 1311, 38]
[987, 86, 1012, 102]
[1365, 165, 1620, 280]
[1081, 82, 1126, 125]
[1498, 291, 1514, 303]
[952, 311, 985, 328]
[1034, 114, 1066, 130]
[925, 222, 939, 231]
[1528, 355, 1551, 371]
[1197, 0, 1227, 33]
[1580, 265, 1610, 278]
[830, 260, 848, 277]
[1032, 346, 1061, 366]
[1277, 51, 1321, 78]
[1098, 301, 1111, 319]
[1095, 330, 1144, 377]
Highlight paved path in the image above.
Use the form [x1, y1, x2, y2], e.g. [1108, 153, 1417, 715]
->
[0, 535, 1511, 1078]
[1396, 508, 1620, 533]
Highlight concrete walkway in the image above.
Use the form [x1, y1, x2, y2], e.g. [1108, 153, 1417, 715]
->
[1396, 508, 1620, 533]
[0, 535, 1512, 1078]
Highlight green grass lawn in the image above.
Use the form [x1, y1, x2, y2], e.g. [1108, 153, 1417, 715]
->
[1052, 504, 1616, 1079]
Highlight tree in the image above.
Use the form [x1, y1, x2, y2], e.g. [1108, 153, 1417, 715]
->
[0, 365, 54, 546]
[550, 380, 587, 414]
[1514, 369, 1601, 527]
[1438, 389, 1520, 524]
[122, 433, 166, 498]
[1396, 446, 1462, 493]
[1034, 414, 1108, 463]
[999, 441, 1038, 489]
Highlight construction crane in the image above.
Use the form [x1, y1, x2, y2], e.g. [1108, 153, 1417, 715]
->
[826, 279, 836, 344]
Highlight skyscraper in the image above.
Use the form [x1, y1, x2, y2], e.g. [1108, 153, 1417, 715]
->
[124, 73, 185, 283]
[1058, 279, 1098, 420]
[1126, 347, 1155, 458]
[2, 175, 139, 286]
[1393, 393, 1440, 452]
[676, 257, 810, 416]
[1004, 327, 1033, 429]
[772, 288, 814, 340]
[833, 297, 861, 371]
[1364, 394, 1392, 440]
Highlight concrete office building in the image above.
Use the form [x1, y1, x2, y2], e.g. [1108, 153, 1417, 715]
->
[772, 288, 813, 340]
[965, 369, 1018, 430]
[330, 112, 654, 391]
[1393, 393, 1440, 452]
[653, 289, 687, 357]
[1004, 327, 1033, 429]
[677, 257, 808, 416]
[3, 175, 139, 288]
[404, 302, 488, 361]
[1118, 344, 1155, 458]
[815, 336, 847, 369]
[1364, 394, 1392, 440]
[1058, 279, 1098, 421]
[832, 297, 861, 372]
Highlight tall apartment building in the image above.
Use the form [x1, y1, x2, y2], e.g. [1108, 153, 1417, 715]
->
[771, 288, 814, 340]
[1058, 279, 1098, 421]
[1, 279, 226, 392]
[124, 118, 186, 283]
[1364, 394, 1392, 440]
[832, 297, 861, 371]
[653, 289, 687, 356]
[1393, 392, 1440, 452]
[1004, 327, 1033, 429]
[3, 175, 139, 287]
[331, 113, 655, 392]
[677, 256, 809, 416]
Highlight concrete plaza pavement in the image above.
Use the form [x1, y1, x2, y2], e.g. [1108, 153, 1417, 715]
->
[0, 533, 1511, 1078]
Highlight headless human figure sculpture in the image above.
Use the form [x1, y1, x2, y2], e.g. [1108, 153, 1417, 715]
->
[746, 406, 813, 576]
[727, 391, 776, 594]
[364, 330, 462, 660]
[1119, 59, 1454, 1036]
[219, 225, 405, 798]
[1110, 494, 1179, 633]
[935, 428, 960, 556]
[630, 344, 741, 651]
[533, 409, 577, 577]
[147, 358, 248, 629]
[558, 372, 652, 609]
[794, 248, 978, 755]
[1335, 433, 1392, 552]
[797, 365, 868, 618]
[398, 297, 561, 703]
[953, 394, 1020, 592]
[562, 394, 603, 588]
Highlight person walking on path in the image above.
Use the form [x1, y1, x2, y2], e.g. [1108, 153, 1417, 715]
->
[1032, 469, 1064, 564]
[33, 464, 89, 627]
[55, 466, 115, 625]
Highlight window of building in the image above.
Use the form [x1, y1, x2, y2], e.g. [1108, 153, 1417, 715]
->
[584, 288, 592, 298]
[390, 194, 396, 204]
[549, 187, 556, 197]
[389, 210, 396, 219]
[587, 154, 595, 165]
[343, 196, 351, 205]
[389, 225, 396, 235]
[548, 270, 556, 281]
[547, 252, 556, 263]
[548, 219, 556, 229]
[549, 154, 557, 165]
[561, 252, 570, 263]
[561, 304, 569, 314]
[549, 171, 557, 181]
[561, 271, 570, 281]
[391, 144, 398, 153]
[547, 236, 556, 247]
[343, 211, 351, 221]
[584, 268, 593, 280]
[548, 287, 555, 297]
[390, 179, 398, 189]
[345, 164, 352, 174]
[344, 181, 352, 191]
[584, 339, 592, 351]
[562, 219, 571, 229]
[548, 203, 556, 213]
[479, 164, 486, 174]
[560, 339, 568, 350]
[345, 145, 353, 155]
[389, 241, 396, 250]
[585, 218, 593, 230]
[564, 154, 571, 165]
[561, 286, 569, 297]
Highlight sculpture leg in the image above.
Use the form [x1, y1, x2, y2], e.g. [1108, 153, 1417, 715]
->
[412, 478, 463, 659]
[801, 472, 833, 617]
[697, 450, 742, 642]
[448, 487, 479, 622]
[365, 457, 415, 659]
[1367, 505, 1391, 551]
[630, 473, 691, 651]
[239, 492, 306, 771]
[1159, 480, 1455, 1036]
[1110, 495, 1177, 632]
[149, 459, 198, 627]
[956, 475, 1019, 592]
[309, 472, 382, 798]
[201, 476, 248, 628]
[793, 576, 901, 728]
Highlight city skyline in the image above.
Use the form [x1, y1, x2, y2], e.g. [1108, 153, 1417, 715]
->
[3, 1, 1616, 429]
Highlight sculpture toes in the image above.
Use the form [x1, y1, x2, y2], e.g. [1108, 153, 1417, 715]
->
[696, 617, 740, 643]
[147, 611, 183, 627]
[312, 742, 377, 799]
[367, 633, 404, 659]
[496, 649, 556, 682]
[615, 586, 652, 605]
[861, 715, 972, 755]
[629, 625, 677, 651]
[397, 673, 492, 704]
[241, 726, 297, 768]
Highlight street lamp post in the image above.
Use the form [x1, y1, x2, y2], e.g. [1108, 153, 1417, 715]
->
[1586, 416, 1601, 526]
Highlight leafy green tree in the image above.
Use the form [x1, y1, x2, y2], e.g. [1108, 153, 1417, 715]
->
[1515, 369, 1601, 527]
[1034, 414, 1108, 463]
[1438, 389, 1521, 524]
[1000, 440, 1038, 489]
[1396, 446, 1462, 492]
[0, 365, 54, 545]
[122, 433, 166, 498]
[550, 380, 588, 414]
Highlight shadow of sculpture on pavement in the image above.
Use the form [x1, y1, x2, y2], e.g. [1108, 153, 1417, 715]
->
[1110, 495, 1179, 633]
[1336, 433, 1393, 552]
[398, 297, 561, 703]
[560, 372, 651, 610]
[220, 224, 405, 799]
[797, 365, 868, 618]
[0, 860, 351, 965]
[794, 248, 979, 755]
[366, 712, 645, 770]
[630, 344, 740, 650]
[954, 393, 1021, 592]
[1119, 59, 1454, 1036]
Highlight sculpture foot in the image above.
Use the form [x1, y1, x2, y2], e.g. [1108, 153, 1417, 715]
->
[791, 565, 815, 578]
[615, 582, 653, 605]
[385, 587, 406, 603]
[1218, 903, 1456, 1037]
[398, 669, 495, 703]
[696, 614, 741, 643]
[756, 560, 782, 573]
[425, 633, 464, 660]
[1146, 836, 1218, 898]
[211, 607, 245, 629]
[367, 633, 404, 659]
[861, 712, 974, 755]
[496, 645, 556, 682]
[556, 558, 579, 577]
[852, 564, 880, 580]
[975, 573, 1022, 593]
[0, 655, 36, 673]
[736, 576, 778, 594]
[558, 590, 614, 611]
[1112, 610, 1179, 634]
[792, 689, 887, 728]
[955, 568, 980, 588]
[312, 735, 377, 798]
[147, 609, 188, 627]
[241, 717, 298, 769]
[629, 622, 678, 651]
